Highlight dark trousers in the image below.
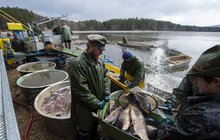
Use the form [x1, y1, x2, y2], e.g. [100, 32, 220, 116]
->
[77, 120, 98, 140]
[64, 40, 71, 49]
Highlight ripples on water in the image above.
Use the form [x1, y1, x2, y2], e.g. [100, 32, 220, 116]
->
[55, 31, 220, 99]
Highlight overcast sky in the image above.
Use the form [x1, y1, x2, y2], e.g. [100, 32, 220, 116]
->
[1, 0, 220, 26]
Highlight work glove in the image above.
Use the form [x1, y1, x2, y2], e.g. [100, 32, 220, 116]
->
[98, 100, 106, 110]
[157, 118, 175, 139]
[119, 74, 125, 83]
[103, 94, 110, 102]
[161, 118, 174, 126]
[162, 101, 173, 115]
[127, 83, 134, 89]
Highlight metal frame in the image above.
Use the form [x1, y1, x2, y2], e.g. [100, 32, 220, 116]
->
[0, 50, 20, 140]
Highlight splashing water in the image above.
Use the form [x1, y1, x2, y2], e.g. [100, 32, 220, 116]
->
[144, 48, 182, 98]
[146, 48, 167, 74]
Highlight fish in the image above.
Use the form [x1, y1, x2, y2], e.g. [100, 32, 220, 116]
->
[104, 106, 123, 125]
[146, 125, 157, 139]
[109, 100, 118, 112]
[130, 105, 149, 140]
[134, 92, 152, 114]
[118, 92, 130, 108]
[126, 92, 139, 105]
[116, 105, 131, 131]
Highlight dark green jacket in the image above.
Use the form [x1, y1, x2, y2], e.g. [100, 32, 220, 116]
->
[68, 52, 110, 131]
[61, 25, 72, 42]
[120, 55, 145, 87]
[10, 38, 26, 52]
[167, 75, 199, 107]
[158, 93, 220, 140]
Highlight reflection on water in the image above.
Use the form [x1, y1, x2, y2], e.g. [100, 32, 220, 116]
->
[49, 31, 220, 97]
[77, 31, 220, 79]
[21, 71, 68, 87]
[96, 31, 220, 78]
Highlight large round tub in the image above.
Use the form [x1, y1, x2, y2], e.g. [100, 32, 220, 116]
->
[17, 61, 56, 76]
[17, 70, 68, 104]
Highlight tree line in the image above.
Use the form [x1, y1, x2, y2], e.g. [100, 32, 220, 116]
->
[1, 7, 220, 32]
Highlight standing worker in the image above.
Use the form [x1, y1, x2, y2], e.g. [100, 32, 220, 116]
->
[61, 23, 73, 49]
[68, 34, 110, 140]
[119, 51, 145, 88]
[157, 45, 220, 139]
[10, 33, 27, 52]
[122, 35, 128, 44]
[31, 22, 44, 38]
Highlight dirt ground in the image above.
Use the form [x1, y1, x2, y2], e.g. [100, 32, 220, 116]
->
[7, 68, 74, 140]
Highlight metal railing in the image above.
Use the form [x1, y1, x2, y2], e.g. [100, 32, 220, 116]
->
[0, 50, 20, 140]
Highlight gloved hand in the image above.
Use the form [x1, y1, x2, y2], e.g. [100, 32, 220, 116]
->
[127, 83, 134, 89]
[161, 118, 174, 126]
[162, 101, 173, 115]
[103, 94, 110, 102]
[119, 75, 125, 83]
[98, 100, 106, 110]
[157, 118, 174, 139]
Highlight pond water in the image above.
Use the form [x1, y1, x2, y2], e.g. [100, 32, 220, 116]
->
[46, 31, 220, 97]
[76, 31, 220, 78]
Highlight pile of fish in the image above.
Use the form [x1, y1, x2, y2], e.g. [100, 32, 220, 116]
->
[41, 86, 71, 117]
[104, 92, 158, 140]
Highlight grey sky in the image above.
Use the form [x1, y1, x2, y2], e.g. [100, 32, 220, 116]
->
[1, 0, 220, 26]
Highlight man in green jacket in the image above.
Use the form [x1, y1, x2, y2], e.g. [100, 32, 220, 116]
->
[61, 23, 73, 49]
[119, 51, 145, 88]
[162, 75, 199, 114]
[158, 45, 220, 139]
[68, 34, 110, 140]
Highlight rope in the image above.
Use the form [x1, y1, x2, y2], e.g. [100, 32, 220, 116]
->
[13, 93, 33, 140]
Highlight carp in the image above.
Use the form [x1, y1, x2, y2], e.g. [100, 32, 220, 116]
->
[134, 92, 152, 114]
[109, 100, 118, 112]
[130, 105, 149, 140]
[104, 106, 123, 125]
[116, 105, 131, 131]
[146, 125, 157, 139]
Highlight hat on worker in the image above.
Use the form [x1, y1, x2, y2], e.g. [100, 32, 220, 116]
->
[122, 51, 133, 61]
[187, 45, 220, 77]
[87, 34, 108, 50]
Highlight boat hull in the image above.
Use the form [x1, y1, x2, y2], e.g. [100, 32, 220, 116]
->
[117, 41, 154, 50]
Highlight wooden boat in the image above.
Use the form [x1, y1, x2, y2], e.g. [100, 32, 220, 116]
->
[145, 49, 192, 72]
[165, 50, 192, 71]
[105, 63, 144, 91]
[117, 41, 155, 50]
[163, 49, 192, 71]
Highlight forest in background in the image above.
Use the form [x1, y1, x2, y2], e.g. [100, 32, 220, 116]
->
[1, 6, 220, 32]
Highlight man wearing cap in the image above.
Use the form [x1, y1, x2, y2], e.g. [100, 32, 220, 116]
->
[119, 51, 145, 88]
[157, 45, 220, 139]
[162, 75, 199, 115]
[68, 34, 110, 140]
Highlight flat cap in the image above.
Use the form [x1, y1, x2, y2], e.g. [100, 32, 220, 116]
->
[87, 34, 108, 50]
[187, 45, 220, 77]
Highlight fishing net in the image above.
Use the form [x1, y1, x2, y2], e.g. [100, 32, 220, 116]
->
[118, 91, 158, 113]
